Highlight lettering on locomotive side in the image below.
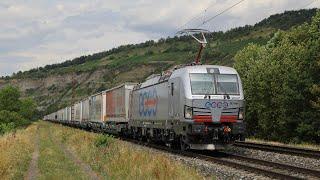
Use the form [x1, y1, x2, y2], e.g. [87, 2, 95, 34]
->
[205, 101, 229, 109]
[139, 89, 158, 117]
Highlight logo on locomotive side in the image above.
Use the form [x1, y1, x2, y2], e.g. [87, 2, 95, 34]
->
[139, 89, 158, 117]
[205, 101, 228, 109]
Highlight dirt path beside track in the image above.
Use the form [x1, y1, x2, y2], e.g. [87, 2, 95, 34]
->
[48, 128, 101, 180]
[24, 128, 39, 180]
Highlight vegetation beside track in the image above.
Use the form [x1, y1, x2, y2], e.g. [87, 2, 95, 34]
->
[0, 121, 205, 179]
[47, 121, 204, 179]
[38, 122, 90, 179]
[234, 10, 320, 143]
[0, 86, 37, 135]
[0, 123, 37, 179]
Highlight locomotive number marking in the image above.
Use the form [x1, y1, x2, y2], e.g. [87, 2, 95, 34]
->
[205, 101, 228, 109]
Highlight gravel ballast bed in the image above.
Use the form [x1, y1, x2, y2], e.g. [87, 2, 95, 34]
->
[226, 146, 320, 172]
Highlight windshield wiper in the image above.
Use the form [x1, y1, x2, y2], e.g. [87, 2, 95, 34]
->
[224, 92, 230, 99]
[218, 83, 230, 99]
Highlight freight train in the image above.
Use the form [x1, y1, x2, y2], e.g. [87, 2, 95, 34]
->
[44, 64, 245, 150]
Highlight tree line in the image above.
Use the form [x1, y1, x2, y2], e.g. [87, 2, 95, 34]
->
[234, 10, 320, 143]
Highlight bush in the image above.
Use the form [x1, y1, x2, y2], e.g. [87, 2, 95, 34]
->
[0, 86, 20, 112]
[19, 98, 37, 120]
[0, 110, 30, 128]
[0, 122, 15, 134]
[94, 134, 114, 147]
[144, 50, 154, 55]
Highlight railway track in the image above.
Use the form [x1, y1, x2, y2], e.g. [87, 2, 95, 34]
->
[234, 141, 320, 159]
[222, 153, 320, 179]
[124, 138, 320, 179]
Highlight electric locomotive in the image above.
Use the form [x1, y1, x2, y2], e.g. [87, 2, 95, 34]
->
[130, 64, 245, 150]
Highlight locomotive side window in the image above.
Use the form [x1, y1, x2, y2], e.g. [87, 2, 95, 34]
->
[190, 73, 216, 95]
[171, 83, 174, 96]
[216, 74, 239, 95]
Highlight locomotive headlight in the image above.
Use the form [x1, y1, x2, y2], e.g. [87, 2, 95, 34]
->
[184, 106, 193, 119]
[238, 108, 244, 120]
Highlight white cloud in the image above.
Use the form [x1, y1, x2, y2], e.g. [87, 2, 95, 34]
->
[56, 4, 64, 11]
[0, 0, 319, 76]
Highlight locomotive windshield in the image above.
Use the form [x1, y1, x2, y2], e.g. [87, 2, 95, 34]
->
[190, 73, 239, 95]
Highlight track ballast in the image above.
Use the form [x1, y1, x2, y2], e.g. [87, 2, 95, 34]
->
[234, 141, 320, 159]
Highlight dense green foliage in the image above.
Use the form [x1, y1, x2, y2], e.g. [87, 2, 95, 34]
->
[0, 86, 21, 112]
[0, 86, 37, 134]
[234, 10, 320, 143]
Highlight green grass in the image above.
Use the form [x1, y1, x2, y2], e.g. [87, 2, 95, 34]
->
[0, 124, 36, 179]
[38, 123, 89, 180]
[47, 121, 205, 179]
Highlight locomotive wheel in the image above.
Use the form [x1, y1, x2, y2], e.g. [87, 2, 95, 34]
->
[240, 135, 246, 141]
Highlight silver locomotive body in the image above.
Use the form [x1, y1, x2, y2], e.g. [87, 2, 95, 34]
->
[130, 65, 245, 150]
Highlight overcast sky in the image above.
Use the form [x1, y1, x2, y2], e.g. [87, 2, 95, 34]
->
[0, 0, 319, 76]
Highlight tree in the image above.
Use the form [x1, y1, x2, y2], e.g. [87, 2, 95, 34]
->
[0, 86, 21, 112]
[234, 10, 320, 143]
[19, 98, 37, 120]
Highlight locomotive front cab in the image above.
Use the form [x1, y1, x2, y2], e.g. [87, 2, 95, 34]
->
[176, 65, 245, 150]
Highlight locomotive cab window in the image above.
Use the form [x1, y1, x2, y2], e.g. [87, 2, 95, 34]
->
[190, 74, 216, 95]
[190, 73, 239, 95]
[216, 74, 239, 95]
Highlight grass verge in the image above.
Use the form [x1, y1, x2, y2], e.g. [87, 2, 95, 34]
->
[0, 121, 208, 179]
[37, 122, 89, 180]
[0, 123, 37, 179]
[46, 121, 205, 179]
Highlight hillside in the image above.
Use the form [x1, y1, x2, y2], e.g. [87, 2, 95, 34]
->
[0, 8, 317, 115]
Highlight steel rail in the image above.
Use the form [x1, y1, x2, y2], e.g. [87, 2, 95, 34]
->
[225, 153, 320, 178]
[234, 141, 320, 159]
[187, 152, 302, 180]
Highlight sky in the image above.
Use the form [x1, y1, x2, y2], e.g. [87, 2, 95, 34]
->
[0, 0, 319, 76]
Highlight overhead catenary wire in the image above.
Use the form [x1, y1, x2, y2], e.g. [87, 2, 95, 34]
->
[176, 0, 247, 33]
[176, 1, 218, 32]
[301, 0, 319, 9]
[196, 0, 246, 29]
[177, 0, 319, 34]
